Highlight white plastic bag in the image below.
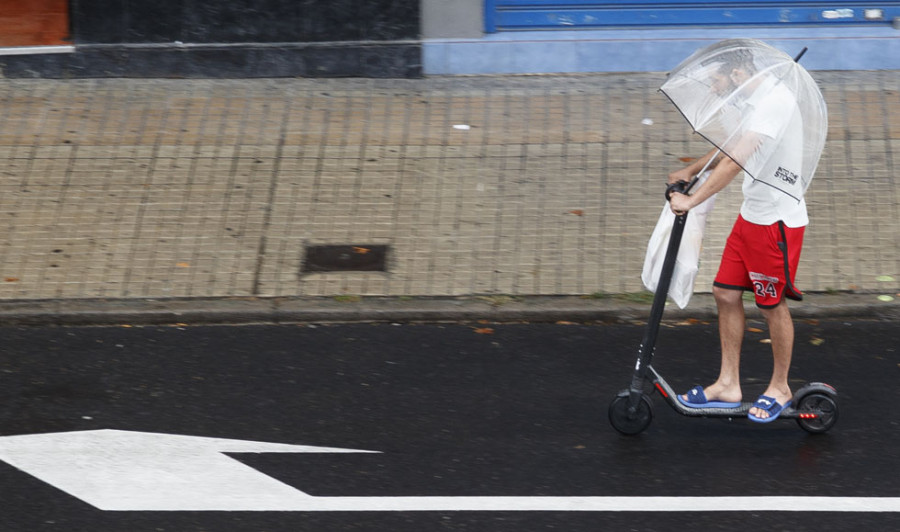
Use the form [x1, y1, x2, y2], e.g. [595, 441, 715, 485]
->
[641, 171, 717, 309]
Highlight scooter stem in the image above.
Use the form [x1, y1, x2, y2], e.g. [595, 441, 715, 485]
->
[629, 208, 689, 407]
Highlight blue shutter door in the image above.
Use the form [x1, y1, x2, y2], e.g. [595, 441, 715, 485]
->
[485, 1, 900, 32]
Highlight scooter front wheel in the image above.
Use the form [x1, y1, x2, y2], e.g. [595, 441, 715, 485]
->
[795, 392, 838, 434]
[609, 394, 653, 435]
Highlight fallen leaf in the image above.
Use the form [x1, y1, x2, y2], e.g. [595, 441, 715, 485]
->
[474, 328, 495, 335]
[353, 247, 371, 254]
[4, 277, 19, 283]
[556, 321, 577, 325]
[759, 338, 772, 344]
[568, 210, 584, 216]
[176, 262, 190, 268]
[679, 157, 697, 163]
[747, 327, 764, 333]
[810, 337, 825, 346]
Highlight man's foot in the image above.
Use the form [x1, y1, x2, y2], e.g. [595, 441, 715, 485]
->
[678, 384, 742, 409]
[748, 388, 792, 422]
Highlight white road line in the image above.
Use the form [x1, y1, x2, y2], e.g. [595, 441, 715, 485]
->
[289, 496, 900, 513]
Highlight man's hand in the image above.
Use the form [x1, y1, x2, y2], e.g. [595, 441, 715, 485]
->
[669, 191, 693, 215]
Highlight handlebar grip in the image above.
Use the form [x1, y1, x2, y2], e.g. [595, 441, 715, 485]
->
[665, 180, 690, 201]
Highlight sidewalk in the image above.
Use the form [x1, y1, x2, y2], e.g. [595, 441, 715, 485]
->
[0, 73, 897, 324]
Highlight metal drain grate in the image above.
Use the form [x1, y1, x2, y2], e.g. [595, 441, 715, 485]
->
[301, 245, 389, 273]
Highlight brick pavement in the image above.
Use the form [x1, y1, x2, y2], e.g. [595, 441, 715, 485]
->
[0, 73, 897, 307]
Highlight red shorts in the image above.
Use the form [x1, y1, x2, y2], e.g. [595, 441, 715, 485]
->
[714, 215, 805, 309]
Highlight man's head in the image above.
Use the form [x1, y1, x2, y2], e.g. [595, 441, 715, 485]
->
[707, 49, 757, 95]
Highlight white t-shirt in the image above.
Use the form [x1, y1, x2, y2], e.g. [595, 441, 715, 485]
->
[738, 78, 809, 228]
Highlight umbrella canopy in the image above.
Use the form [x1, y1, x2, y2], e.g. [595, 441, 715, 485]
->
[660, 39, 827, 202]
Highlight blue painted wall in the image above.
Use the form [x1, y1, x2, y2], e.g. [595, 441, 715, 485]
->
[486, 1, 900, 31]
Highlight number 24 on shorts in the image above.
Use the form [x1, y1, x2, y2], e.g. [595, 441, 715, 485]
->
[753, 280, 778, 298]
[749, 272, 779, 298]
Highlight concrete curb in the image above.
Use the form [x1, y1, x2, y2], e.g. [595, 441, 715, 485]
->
[0, 293, 896, 327]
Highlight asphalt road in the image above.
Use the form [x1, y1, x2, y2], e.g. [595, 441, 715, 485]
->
[1, 318, 898, 531]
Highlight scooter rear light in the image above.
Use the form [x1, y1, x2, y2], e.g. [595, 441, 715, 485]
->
[798, 413, 818, 419]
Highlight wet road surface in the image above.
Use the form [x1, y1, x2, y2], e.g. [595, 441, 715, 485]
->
[0, 318, 897, 530]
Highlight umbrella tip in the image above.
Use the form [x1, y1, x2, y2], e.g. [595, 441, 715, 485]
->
[793, 47, 808, 63]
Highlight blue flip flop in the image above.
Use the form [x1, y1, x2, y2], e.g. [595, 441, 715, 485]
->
[677, 385, 742, 409]
[748, 395, 792, 423]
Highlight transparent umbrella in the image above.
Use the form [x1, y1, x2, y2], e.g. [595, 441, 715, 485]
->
[660, 39, 828, 202]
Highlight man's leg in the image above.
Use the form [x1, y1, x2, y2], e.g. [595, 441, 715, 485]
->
[682, 285, 745, 403]
[707, 285, 745, 403]
[750, 298, 794, 419]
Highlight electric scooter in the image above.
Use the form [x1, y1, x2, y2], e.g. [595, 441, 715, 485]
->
[608, 180, 839, 435]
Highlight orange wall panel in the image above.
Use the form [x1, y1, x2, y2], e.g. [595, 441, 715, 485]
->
[0, 0, 70, 46]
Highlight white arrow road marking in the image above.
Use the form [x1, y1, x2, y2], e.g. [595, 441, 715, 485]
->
[0, 430, 898, 512]
[0, 429, 376, 511]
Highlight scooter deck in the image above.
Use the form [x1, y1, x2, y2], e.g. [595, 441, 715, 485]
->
[646, 365, 829, 421]
[667, 400, 804, 420]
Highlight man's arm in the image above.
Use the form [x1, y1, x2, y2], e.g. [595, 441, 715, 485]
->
[669, 156, 741, 214]
[667, 147, 720, 184]
[669, 131, 763, 214]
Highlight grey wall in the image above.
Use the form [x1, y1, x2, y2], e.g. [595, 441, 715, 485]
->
[421, 0, 483, 38]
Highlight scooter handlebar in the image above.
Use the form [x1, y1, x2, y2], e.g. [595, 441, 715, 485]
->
[665, 180, 691, 201]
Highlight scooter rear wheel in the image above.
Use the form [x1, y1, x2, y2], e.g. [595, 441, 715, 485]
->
[609, 394, 653, 435]
[795, 392, 838, 433]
